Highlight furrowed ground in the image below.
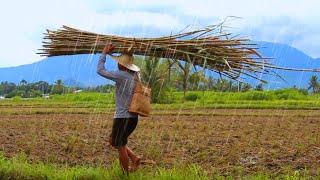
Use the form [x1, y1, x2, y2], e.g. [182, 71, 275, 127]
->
[0, 91, 320, 178]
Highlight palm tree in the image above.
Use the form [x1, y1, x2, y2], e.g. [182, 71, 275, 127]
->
[308, 75, 319, 93]
[166, 58, 176, 83]
[140, 56, 167, 103]
[52, 79, 64, 94]
[207, 76, 215, 90]
[56, 79, 62, 86]
[241, 83, 252, 92]
[176, 61, 191, 98]
[20, 79, 27, 85]
[255, 83, 264, 91]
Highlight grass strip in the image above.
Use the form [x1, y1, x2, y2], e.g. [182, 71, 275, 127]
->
[0, 153, 318, 180]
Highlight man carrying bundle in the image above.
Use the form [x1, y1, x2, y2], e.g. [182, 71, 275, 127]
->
[97, 43, 141, 173]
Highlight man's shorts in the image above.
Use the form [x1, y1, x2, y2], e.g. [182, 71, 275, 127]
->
[110, 117, 138, 148]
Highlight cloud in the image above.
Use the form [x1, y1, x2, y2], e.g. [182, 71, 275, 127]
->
[237, 16, 320, 58]
[292, 34, 320, 58]
[0, 0, 183, 67]
[185, 1, 318, 18]
[0, 0, 320, 67]
[113, 0, 320, 57]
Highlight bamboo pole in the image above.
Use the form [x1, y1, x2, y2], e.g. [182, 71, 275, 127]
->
[38, 25, 319, 83]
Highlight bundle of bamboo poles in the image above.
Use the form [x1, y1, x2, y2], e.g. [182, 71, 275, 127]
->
[38, 25, 274, 81]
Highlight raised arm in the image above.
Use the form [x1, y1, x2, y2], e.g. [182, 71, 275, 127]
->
[96, 44, 120, 81]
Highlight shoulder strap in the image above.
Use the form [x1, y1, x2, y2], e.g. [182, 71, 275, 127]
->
[134, 72, 141, 82]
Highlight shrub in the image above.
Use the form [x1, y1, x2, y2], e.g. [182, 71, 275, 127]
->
[274, 89, 306, 100]
[185, 93, 200, 101]
[5, 92, 16, 98]
[240, 91, 274, 101]
[155, 88, 176, 104]
[12, 96, 22, 101]
[72, 94, 95, 101]
[298, 89, 308, 95]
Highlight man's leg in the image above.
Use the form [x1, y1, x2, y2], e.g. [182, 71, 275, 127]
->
[123, 118, 141, 170]
[126, 146, 141, 169]
[112, 117, 140, 172]
[111, 118, 130, 173]
[118, 146, 129, 173]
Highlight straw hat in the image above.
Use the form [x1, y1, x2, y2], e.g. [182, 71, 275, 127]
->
[110, 53, 140, 72]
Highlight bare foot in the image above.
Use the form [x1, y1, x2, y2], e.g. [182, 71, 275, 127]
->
[131, 156, 141, 171]
[128, 165, 134, 173]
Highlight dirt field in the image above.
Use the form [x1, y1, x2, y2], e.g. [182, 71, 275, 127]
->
[0, 108, 319, 176]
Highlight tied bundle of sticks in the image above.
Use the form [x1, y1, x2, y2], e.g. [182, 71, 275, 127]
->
[38, 25, 281, 82]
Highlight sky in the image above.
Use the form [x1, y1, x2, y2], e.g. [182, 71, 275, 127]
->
[0, 0, 319, 67]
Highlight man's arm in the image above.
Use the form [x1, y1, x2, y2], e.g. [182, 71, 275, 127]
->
[96, 44, 122, 82]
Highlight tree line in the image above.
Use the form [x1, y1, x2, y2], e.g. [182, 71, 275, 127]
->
[0, 80, 63, 98]
[1, 57, 319, 101]
[134, 56, 320, 102]
[0, 79, 115, 98]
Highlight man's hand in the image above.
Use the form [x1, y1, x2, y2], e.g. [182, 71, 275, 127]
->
[102, 43, 115, 54]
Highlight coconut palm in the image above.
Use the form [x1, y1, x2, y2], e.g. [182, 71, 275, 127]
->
[52, 79, 64, 94]
[20, 79, 27, 85]
[308, 75, 319, 93]
[140, 56, 168, 103]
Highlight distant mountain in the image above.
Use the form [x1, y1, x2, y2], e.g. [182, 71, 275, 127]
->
[250, 41, 320, 89]
[0, 54, 118, 87]
[0, 41, 319, 89]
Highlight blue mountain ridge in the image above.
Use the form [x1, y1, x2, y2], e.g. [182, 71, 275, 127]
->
[0, 41, 319, 89]
[251, 41, 320, 89]
[0, 54, 118, 87]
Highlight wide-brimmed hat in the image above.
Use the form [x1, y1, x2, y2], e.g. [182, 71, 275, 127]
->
[110, 53, 140, 72]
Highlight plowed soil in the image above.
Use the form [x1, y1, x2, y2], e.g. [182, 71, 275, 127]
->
[0, 108, 319, 175]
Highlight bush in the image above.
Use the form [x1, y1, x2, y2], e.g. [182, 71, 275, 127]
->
[185, 93, 200, 101]
[240, 91, 274, 101]
[154, 88, 176, 104]
[5, 92, 16, 98]
[12, 96, 22, 101]
[4, 90, 42, 98]
[298, 89, 309, 95]
[28, 90, 42, 98]
[72, 94, 95, 101]
[274, 89, 306, 100]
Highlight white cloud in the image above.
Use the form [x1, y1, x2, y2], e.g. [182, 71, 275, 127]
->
[117, 0, 320, 57]
[140, 0, 320, 20]
[0, 0, 320, 67]
[0, 0, 182, 67]
[292, 34, 320, 57]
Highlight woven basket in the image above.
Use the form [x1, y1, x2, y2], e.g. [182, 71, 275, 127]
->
[129, 82, 151, 117]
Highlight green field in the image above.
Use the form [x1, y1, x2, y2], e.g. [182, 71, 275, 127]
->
[0, 153, 316, 180]
[1, 90, 320, 179]
[1, 89, 320, 110]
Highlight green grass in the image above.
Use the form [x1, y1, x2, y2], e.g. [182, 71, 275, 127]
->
[0, 153, 317, 180]
[1, 90, 320, 179]
[1, 89, 320, 110]
[0, 153, 210, 180]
